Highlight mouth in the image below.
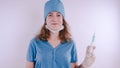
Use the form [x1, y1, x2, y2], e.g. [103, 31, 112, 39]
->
[51, 23, 58, 25]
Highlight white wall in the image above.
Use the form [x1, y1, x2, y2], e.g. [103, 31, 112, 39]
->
[0, 0, 120, 68]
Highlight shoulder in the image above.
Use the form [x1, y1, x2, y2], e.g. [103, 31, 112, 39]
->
[29, 37, 37, 44]
[30, 37, 42, 42]
[29, 37, 47, 45]
[67, 39, 75, 44]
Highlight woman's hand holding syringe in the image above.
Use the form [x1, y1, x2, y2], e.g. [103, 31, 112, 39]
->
[82, 33, 96, 68]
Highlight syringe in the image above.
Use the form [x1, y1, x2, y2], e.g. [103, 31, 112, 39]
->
[88, 32, 96, 55]
[90, 32, 96, 45]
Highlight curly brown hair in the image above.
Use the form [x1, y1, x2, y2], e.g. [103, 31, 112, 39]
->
[35, 18, 72, 42]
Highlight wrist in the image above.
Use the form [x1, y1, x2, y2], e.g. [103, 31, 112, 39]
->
[77, 64, 86, 68]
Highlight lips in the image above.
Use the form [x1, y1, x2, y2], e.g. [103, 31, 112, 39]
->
[51, 23, 58, 25]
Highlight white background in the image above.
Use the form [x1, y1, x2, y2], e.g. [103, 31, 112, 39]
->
[0, 0, 120, 68]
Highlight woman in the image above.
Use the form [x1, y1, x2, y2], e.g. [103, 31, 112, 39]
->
[26, 0, 96, 68]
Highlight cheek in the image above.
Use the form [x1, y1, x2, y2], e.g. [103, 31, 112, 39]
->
[46, 22, 51, 26]
[46, 19, 51, 25]
[59, 20, 63, 25]
[58, 18, 63, 24]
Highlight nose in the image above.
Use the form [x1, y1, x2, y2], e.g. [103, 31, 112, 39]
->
[52, 15, 58, 21]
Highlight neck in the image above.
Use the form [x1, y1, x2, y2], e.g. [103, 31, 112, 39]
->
[49, 32, 60, 40]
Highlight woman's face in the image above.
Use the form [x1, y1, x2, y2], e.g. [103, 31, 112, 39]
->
[46, 11, 63, 31]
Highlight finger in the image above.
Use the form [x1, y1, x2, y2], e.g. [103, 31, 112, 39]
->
[86, 47, 91, 54]
[87, 46, 90, 49]
[92, 46, 96, 53]
[89, 46, 96, 51]
[86, 46, 96, 55]
[89, 53, 95, 59]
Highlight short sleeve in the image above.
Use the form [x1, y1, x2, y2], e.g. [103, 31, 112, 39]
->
[70, 41, 78, 63]
[26, 39, 36, 62]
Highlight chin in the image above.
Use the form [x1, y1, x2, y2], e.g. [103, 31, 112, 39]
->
[51, 25, 60, 28]
[51, 27, 60, 30]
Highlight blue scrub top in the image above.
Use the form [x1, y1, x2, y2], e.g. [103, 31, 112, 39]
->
[26, 38, 78, 68]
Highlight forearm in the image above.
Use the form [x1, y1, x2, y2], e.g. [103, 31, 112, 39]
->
[26, 61, 34, 68]
[74, 64, 85, 68]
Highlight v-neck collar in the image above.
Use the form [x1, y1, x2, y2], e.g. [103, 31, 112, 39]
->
[46, 41, 62, 49]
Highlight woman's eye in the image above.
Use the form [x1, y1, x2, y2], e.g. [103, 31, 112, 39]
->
[57, 14, 61, 17]
[48, 14, 52, 16]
